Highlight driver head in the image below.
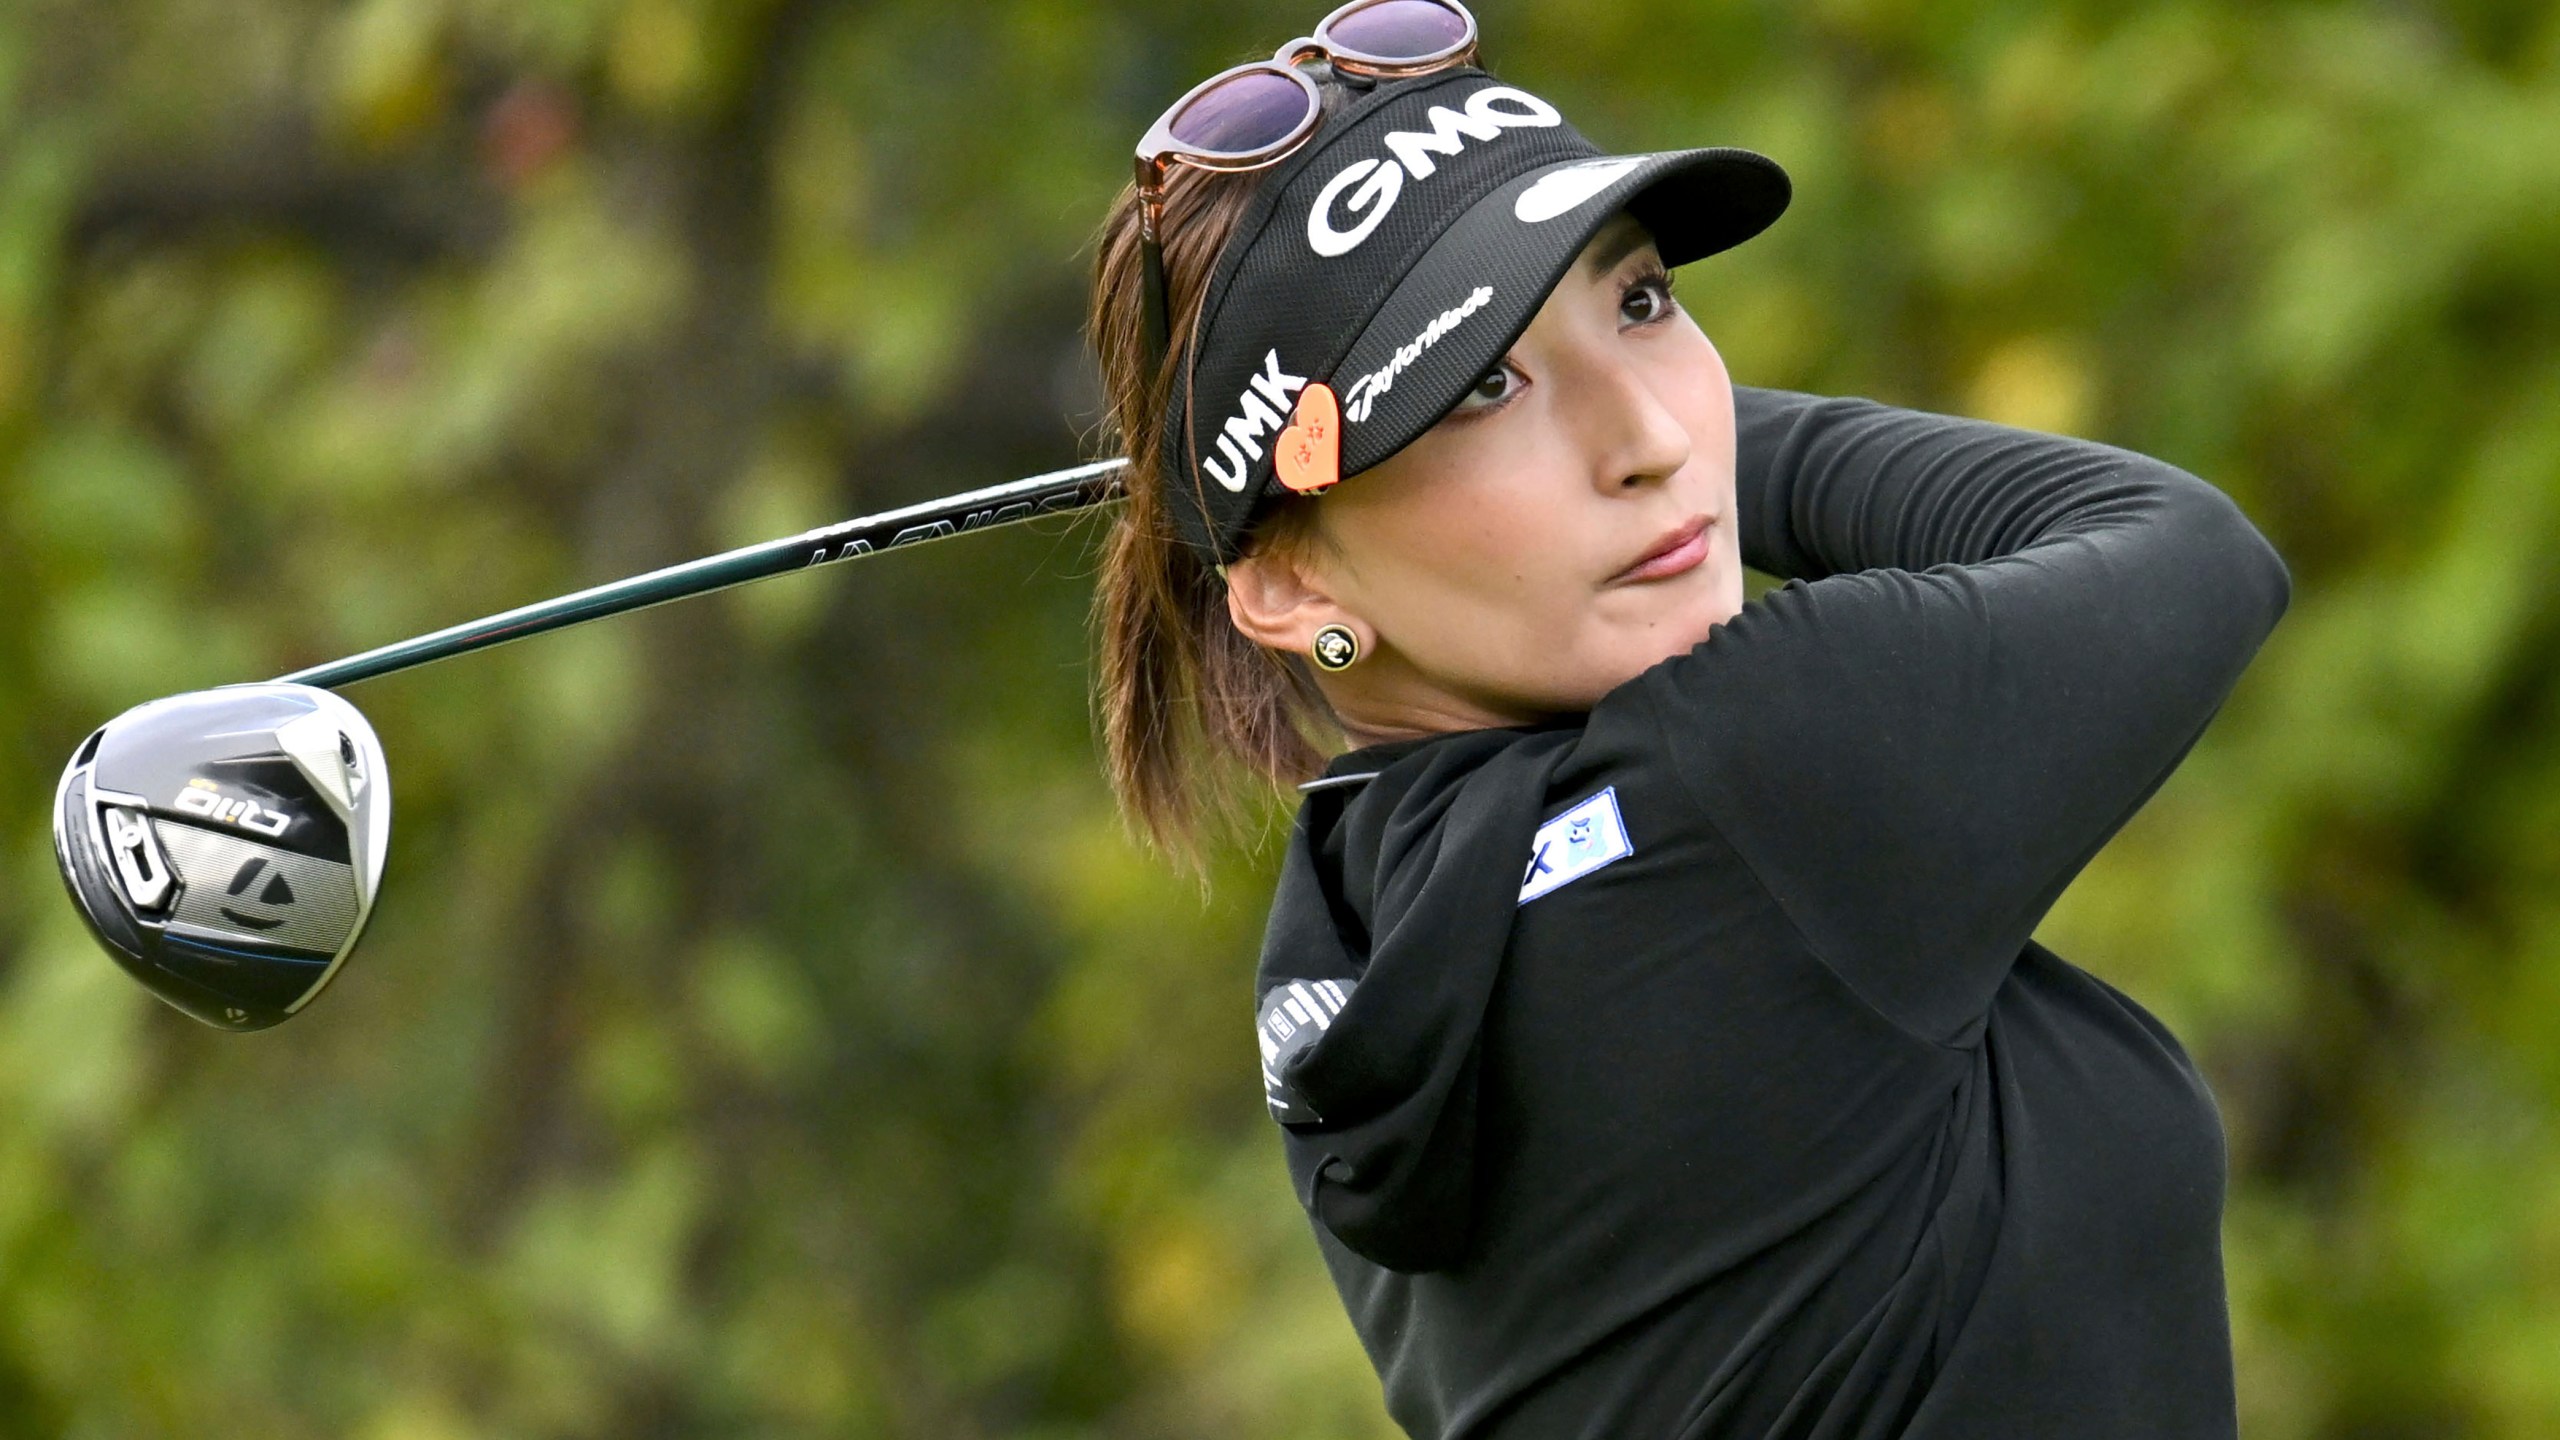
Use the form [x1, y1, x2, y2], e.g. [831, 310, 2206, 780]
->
[52, 683, 390, 1031]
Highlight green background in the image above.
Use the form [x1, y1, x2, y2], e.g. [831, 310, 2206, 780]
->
[4, 0, 2558, 1435]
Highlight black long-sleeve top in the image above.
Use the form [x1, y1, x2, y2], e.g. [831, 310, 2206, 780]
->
[1249, 384, 2294, 1438]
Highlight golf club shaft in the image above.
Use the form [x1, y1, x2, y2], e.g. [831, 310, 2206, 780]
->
[278, 457, 1130, 690]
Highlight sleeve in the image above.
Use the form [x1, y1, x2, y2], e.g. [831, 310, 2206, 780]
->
[1636, 384, 2294, 1047]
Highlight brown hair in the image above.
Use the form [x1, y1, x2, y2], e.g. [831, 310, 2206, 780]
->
[1084, 92, 1360, 870]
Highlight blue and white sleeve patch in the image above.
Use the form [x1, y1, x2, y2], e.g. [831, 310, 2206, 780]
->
[1258, 978, 1352, 1123]
[1519, 787, 1634, 905]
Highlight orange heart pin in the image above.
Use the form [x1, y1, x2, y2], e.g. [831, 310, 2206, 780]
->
[1274, 383, 1341, 494]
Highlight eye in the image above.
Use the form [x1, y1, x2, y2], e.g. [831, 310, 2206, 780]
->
[1621, 272, 1676, 326]
[1455, 358, 1524, 411]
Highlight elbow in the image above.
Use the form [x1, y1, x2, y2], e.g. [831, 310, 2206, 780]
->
[2188, 481, 2294, 636]
[2226, 499, 2293, 628]
[2260, 535, 2294, 624]
[2121, 454, 2295, 641]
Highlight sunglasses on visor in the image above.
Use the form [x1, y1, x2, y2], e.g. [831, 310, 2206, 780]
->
[1131, 0, 1482, 375]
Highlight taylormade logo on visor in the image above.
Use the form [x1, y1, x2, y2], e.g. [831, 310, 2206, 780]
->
[1344, 285, 1494, 423]
[1306, 86, 1563, 257]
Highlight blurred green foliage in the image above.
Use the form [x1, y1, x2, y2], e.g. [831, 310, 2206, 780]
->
[1, 0, 2556, 1435]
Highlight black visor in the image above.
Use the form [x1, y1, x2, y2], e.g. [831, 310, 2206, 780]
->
[1159, 67, 1789, 564]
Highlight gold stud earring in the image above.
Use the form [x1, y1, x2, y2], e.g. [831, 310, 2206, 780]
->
[1310, 623, 1361, 672]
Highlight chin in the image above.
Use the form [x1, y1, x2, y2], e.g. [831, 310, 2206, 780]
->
[1645, 573, 1739, 654]
[1644, 623, 1719, 674]
[1584, 622, 1718, 703]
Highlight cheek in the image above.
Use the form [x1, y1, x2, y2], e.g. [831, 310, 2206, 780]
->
[1325, 431, 1590, 641]
[1665, 317, 1734, 455]
[1356, 465, 1574, 616]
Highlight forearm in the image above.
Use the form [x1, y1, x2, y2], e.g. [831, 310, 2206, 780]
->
[1731, 385, 2291, 614]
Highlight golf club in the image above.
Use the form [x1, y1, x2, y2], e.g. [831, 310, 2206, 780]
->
[53, 456, 1130, 1031]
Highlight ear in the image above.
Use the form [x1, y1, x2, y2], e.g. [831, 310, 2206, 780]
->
[1224, 545, 1363, 658]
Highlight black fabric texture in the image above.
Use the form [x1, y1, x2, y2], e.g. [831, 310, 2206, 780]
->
[1249, 384, 2294, 1438]
[1162, 66, 1786, 563]
[1259, 726, 1581, 1271]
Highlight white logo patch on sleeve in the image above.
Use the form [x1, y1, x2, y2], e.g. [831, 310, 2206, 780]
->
[1519, 787, 1633, 904]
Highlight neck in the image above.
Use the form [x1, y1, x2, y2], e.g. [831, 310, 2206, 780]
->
[1325, 668, 1564, 751]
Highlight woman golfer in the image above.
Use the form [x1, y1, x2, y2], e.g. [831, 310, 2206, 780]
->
[1085, 3, 2291, 1435]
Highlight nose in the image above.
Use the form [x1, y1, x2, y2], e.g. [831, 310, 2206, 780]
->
[1565, 347, 1691, 495]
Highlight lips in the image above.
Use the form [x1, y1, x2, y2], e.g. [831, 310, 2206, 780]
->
[1612, 515, 1713, 584]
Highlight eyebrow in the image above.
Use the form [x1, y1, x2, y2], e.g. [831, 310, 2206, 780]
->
[1580, 219, 1655, 279]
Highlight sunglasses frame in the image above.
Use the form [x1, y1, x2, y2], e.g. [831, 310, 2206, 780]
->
[1131, 0, 1481, 376]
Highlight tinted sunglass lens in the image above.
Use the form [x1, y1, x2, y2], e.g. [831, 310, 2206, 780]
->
[1323, 0, 1470, 59]
[1169, 69, 1313, 153]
